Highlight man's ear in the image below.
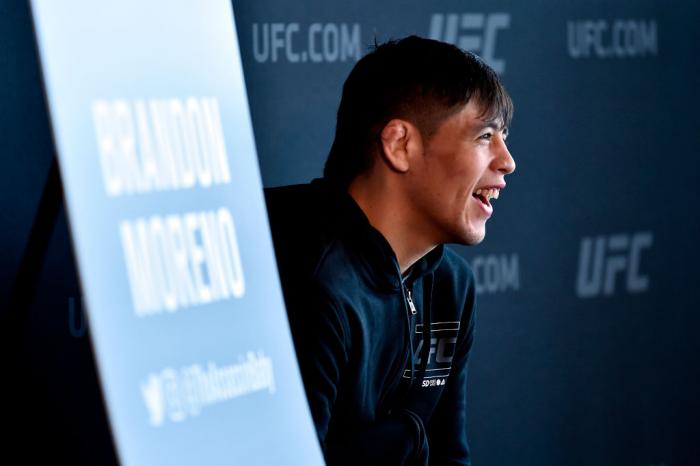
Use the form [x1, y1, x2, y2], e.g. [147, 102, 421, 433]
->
[380, 119, 422, 173]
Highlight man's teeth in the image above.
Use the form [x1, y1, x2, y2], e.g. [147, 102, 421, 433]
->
[474, 188, 500, 200]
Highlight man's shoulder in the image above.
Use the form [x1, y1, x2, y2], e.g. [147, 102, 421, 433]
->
[265, 182, 330, 268]
[264, 180, 342, 235]
[265, 182, 323, 225]
[265, 181, 356, 304]
[311, 239, 367, 292]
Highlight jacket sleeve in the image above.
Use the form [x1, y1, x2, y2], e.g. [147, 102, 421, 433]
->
[426, 287, 477, 466]
[292, 288, 428, 466]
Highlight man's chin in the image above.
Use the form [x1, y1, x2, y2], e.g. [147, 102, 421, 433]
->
[451, 227, 485, 246]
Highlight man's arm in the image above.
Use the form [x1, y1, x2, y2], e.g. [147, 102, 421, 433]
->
[292, 289, 428, 466]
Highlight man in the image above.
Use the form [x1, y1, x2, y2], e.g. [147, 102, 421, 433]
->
[266, 36, 515, 466]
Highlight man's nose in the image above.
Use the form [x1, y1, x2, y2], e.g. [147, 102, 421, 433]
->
[496, 139, 516, 175]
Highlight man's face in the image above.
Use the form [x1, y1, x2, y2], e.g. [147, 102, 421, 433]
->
[405, 100, 516, 246]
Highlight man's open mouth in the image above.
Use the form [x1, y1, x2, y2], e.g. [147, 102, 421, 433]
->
[472, 188, 499, 207]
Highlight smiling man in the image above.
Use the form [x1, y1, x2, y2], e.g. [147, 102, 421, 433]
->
[266, 36, 515, 466]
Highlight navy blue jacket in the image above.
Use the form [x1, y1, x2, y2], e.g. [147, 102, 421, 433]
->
[265, 179, 477, 466]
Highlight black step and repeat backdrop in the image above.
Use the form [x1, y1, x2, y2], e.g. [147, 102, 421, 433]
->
[2, 1, 699, 465]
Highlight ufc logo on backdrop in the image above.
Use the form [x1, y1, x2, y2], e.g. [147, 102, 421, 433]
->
[428, 13, 510, 74]
[576, 232, 653, 298]
[471, 253, 520, 295]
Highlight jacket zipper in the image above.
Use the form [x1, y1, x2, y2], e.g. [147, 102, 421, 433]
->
[402, 283, 417, 385]
[406, 289, 417, 315]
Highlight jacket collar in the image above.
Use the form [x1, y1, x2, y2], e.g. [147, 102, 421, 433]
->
[312, 178, 445, 291]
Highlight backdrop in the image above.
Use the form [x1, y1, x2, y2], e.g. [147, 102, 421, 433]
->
[2, 1, 699, 465]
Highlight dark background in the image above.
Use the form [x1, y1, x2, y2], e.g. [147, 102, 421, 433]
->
[2, 1, 699, 465]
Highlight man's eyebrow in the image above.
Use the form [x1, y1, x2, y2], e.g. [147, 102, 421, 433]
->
[475, 120, 507, 132]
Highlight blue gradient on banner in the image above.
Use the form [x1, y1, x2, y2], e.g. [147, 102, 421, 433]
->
[30, 1, 324, 465]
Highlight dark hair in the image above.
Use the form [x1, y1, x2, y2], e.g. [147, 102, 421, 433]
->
[323, 35, 513, 188]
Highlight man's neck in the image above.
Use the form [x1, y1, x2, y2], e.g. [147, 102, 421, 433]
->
[348, 176, 437, 274]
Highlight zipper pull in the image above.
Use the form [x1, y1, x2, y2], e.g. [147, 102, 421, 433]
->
[406, 289, 417, 315]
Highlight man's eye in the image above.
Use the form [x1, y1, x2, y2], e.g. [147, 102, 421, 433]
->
[479, 132, 492, 140]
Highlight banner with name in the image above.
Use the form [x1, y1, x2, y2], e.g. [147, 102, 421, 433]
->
[29, 1, 324, 464]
